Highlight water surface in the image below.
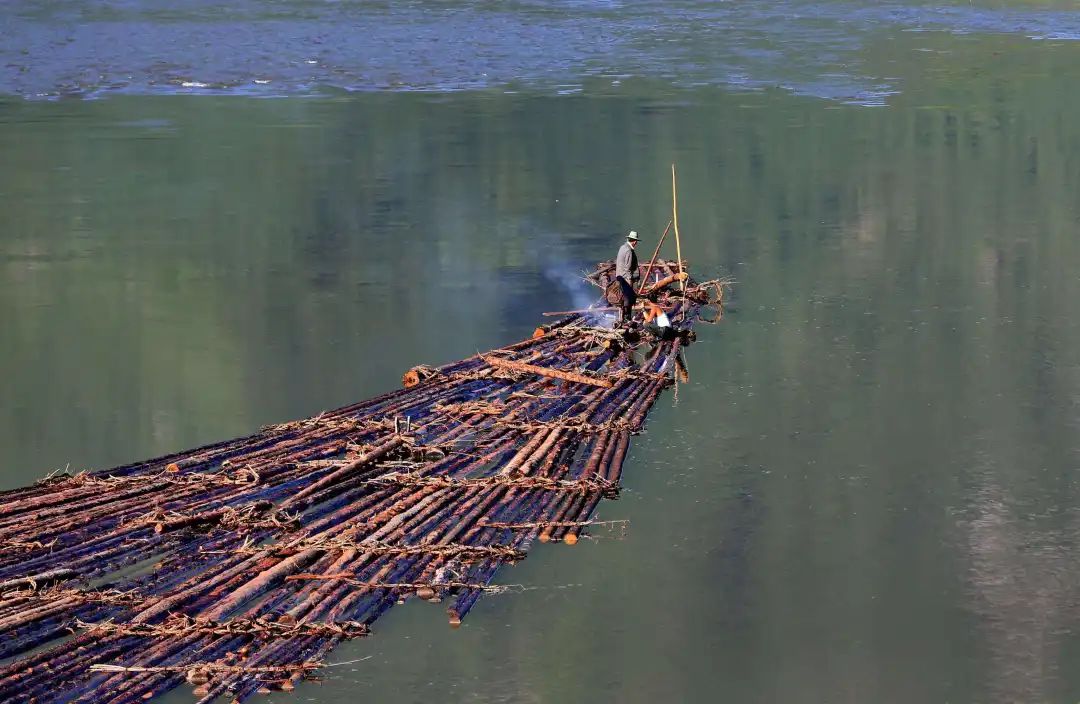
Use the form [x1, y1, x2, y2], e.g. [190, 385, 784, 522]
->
[4, 0, 1080, 102]
[3, 6, 1080, 704]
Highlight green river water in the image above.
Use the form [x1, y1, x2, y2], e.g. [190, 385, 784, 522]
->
[3, 5, 1080, 703]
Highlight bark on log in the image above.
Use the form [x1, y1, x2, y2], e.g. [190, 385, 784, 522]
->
[481, 355, 613, 388]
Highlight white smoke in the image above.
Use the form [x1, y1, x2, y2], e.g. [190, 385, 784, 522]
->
[526, 229, 619, 328]
[541, 261, 595, 311]
[540, 258, 616, 328]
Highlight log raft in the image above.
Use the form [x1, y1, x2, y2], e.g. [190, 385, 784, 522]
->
[0, 259, 725, 703]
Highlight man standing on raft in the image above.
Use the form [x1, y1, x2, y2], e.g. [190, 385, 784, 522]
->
[614, 230, 640, 323]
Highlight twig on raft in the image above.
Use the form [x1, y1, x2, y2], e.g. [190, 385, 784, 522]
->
[74, 614, 369, 639]
[200, 540, 526, 562]
[479, 518, 629, 530]
[283, 575, 526, 594]
[88, 663, 324, 675]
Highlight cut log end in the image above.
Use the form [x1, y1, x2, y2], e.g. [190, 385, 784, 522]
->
[563, 533, 579, 546]
[532, 327, 546, 339]
[448, 613, 462, 628]
[402, 365, 438, 388]
[185, 668, 209, 685]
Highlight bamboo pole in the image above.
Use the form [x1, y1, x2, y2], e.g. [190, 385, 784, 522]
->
[671, 164, 685, 292]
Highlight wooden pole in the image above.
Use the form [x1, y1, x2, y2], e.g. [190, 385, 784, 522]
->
[541, 307, 617, 317]
[637, 220, 672, 294]
[671, 164, 685, 291]
[481, 355, 613, 389]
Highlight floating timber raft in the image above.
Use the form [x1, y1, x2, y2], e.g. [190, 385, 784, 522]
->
[0, 259, 724, 703]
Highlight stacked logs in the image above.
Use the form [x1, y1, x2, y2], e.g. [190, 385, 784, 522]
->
[0, 260, 723, 703]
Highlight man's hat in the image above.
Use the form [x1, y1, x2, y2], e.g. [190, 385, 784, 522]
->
[626, 231, 640, 241]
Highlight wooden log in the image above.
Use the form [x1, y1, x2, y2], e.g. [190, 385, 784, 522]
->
[0, 569, 75, 591]
[540, 307, 616, 317]
[643, 271, 689, 296]
[278, 435, 406, 511]
[153, 501, 275, 534]
[481, 355, 613, 389]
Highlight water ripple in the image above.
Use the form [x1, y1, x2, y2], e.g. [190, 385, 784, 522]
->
[1, 0, 1079, 101]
